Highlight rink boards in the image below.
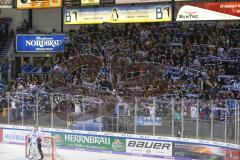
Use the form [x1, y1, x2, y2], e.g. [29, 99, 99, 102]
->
[0, 124, 239, 160]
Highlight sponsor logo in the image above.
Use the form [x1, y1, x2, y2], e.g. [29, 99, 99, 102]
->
[64, 134, 111, 145]
[178, 9, 198, 20]
[16, 34, 65, 52]
[112, 139, 125, 152]
[3, 130, 30, 143]
[126, 139, 172, 157]
[53, 134, 64, 146]
[25, 37, 63, 48]
[127, 140, 171, 150]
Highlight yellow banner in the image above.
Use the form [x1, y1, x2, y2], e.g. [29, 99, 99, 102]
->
[17, 0, 62, 9]
[65, 5, 172, 24]
[81, 0, 99, 6]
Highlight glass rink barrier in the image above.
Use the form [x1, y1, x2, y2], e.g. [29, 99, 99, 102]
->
[1, 92, 240, 145]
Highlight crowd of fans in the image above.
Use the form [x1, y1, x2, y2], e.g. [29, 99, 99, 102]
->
[0, 21, 240, 135]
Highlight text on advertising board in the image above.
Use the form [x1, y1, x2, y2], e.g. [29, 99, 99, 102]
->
[126, 139, 172, 157]
[17, 0, 62, 9]
[16, 34, 65, 53]
[64, 4, 172, 24]
[176, 2, 240, 21]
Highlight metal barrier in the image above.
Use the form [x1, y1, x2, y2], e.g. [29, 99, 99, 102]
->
[0, 92, 239, 145]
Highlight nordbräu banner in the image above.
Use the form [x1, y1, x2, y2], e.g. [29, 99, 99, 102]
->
[16, 34, 65, 53]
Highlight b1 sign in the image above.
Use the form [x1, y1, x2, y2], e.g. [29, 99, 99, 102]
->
[16, 34, 65, 53]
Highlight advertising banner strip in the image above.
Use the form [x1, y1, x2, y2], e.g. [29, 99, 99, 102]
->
[16, 34, 65, 53]
[126, 139, 172, 157]
[64, 4, 172, 24]
[51, 132, 126, 152]
[0, 0, 12, 8]
[115, 0, 170, 4]
[176, 2, 240, 21]
[0, 124, 240, 150]
[17, 0, 62, 9]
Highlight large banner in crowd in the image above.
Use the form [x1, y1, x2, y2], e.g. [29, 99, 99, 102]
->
[64, 4, 172, 24]
[0, 0, 12, 8]
[17, 0, 62, 9]
[176, 2, 240, 21]
[16, 34, 65, 53]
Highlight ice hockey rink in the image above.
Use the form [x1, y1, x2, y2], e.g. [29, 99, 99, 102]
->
[0, 143, 167, 160]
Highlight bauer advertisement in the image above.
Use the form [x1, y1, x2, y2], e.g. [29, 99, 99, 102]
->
[176, 2, 240, 21]
[64, 4, 172, 24]
[126, 139, 172, 157]
[17, 0, 62, 9]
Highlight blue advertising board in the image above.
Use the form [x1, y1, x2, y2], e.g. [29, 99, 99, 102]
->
[16, 34, 65, 52]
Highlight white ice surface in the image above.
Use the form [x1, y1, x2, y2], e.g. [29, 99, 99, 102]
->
[0, 143, 166, 160]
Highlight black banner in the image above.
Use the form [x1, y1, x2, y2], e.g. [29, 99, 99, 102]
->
[100, 0, 114, 4]
[64, 0, 80, 7]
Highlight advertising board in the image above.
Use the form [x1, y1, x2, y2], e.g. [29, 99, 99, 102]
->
[16, 34, 65, 53]
[173, 143, 240, 160]
[3, 129, 31, 144]
[17, 0, 62, 9]
[176, 2, 240, 21]
[0, 124, 239, 160]
[126, 139, 172, 157]
[2, 128, 51, 144]
[81, 0, 99, 5]
[51, 132, 126, 152]
[64, 4, 172, 24]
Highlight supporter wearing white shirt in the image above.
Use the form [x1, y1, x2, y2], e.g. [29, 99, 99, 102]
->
[148, 105, 156, 121]
[11, 99, 17, 121]
[191, 105, 198, 119]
